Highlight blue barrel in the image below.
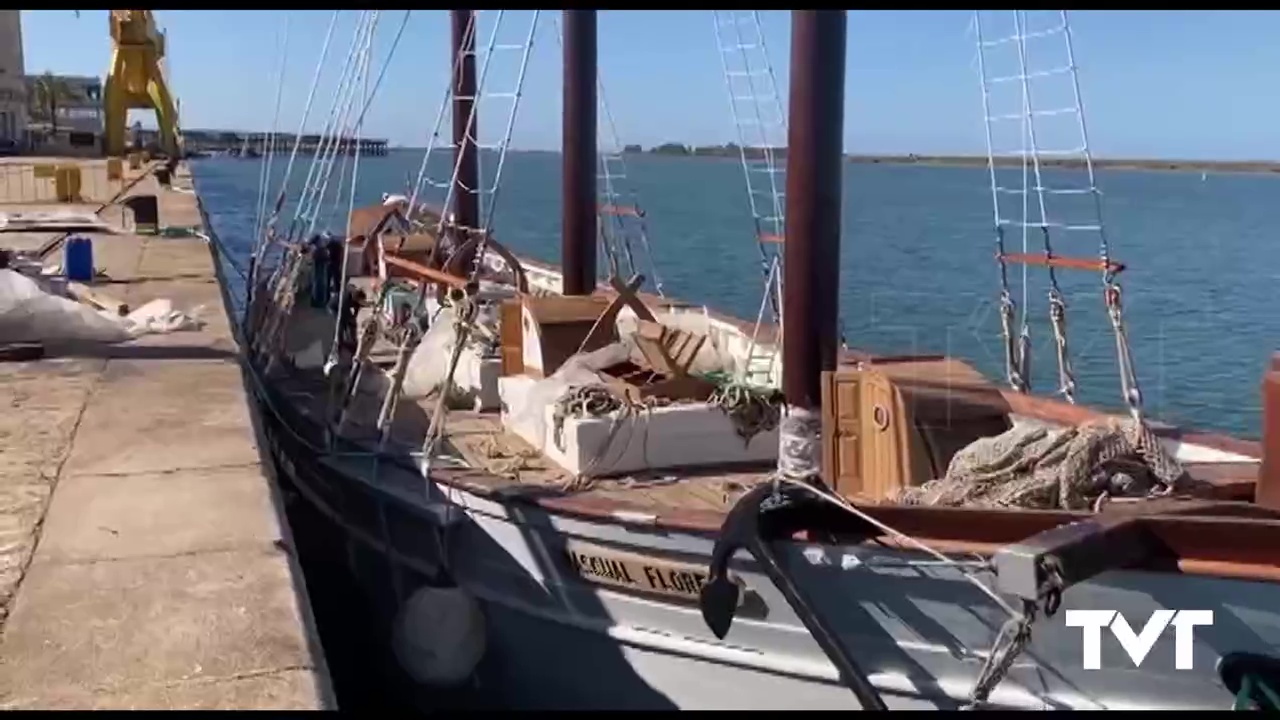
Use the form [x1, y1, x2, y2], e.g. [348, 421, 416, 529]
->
[64, 236, 94, 282]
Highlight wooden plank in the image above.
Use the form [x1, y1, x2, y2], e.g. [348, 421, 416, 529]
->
[499, 298, 524, 376]
[66, 281, 129, 316]
[382, 253, 469, 289]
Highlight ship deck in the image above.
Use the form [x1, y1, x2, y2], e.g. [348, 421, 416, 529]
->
[272, 333, 1260, 527]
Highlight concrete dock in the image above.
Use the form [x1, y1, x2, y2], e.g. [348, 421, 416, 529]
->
[0, 158, 332, 709]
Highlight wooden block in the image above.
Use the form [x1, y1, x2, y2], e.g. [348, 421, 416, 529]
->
[54, 166, 83, 202]
[67, 281, 129, 316]
[632, 320, 706, 378]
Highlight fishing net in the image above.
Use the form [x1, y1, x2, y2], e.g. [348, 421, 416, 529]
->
[894, 416, 1192, 511]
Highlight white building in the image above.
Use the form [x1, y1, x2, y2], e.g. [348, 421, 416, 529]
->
[0, 10, 26, 142]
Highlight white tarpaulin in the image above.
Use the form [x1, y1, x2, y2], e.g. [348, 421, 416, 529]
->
[0, 269, 203, 345]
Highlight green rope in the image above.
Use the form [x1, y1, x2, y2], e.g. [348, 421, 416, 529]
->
[159, 224, 204, 238]
[705, 378, 785, 446]
[697, 369, 736, 386]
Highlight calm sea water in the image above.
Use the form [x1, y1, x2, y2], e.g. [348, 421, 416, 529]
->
[192, 150, 1280, 438]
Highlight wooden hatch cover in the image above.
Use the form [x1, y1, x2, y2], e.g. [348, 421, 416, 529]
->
[500, 274, 656, 379]
[821, 356, 1012, 502]
[602, 318, 716, 404]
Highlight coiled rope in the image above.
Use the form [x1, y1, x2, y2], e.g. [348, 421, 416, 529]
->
[550, 384, 672, 492]
[706, 380, 785, 446]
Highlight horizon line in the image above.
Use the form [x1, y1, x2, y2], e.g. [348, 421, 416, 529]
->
[372, 148, 1280, 167]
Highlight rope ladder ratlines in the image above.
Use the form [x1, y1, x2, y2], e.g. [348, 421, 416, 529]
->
[248, 10, 338, 308]
[972, 9, 1142, 419]
[712, 10, 788, 388]
[255, 11, 381, 369]
[370, 10, 543, 459]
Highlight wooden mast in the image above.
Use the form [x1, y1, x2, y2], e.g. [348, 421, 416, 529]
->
[561, 10, 598, 296]
[778, 10, 847, 479]
[451, 10, 480, 251]
[781, 11, 847, 412]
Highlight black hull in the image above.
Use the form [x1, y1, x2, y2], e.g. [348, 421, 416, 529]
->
[198, 191, 484, 708]
[247, 368, 471, 709]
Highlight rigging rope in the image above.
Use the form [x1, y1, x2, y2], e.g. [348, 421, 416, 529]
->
[313, 10, 413, 243]
[253, 17, 291, 251]
[300, 12, 380, 243]
[322, 16, 375, 380]
[404, 11, 478, 221]
[409, 11, 544, 462]
[257, 9, 340, 261]
[1011, 10, 1078, 405]
[1058, 9, 1145, 421]
[287, 11, 375, 241]
[251, 12, 378, 370]
[361, 11, 543, 461]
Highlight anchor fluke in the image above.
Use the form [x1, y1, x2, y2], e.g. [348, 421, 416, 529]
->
[699, 576, 740, 641]
[699, 480, 889, 710]
[699, 482, 773, 639]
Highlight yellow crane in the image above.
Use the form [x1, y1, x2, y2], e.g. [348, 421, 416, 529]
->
[102, 10, 181, 158]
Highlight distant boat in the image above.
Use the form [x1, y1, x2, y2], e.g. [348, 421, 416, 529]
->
[235, 134, 260, 159]
[1202, 171, 1208, 182]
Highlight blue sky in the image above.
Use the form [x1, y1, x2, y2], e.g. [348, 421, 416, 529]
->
[19, 10, 1280, 159]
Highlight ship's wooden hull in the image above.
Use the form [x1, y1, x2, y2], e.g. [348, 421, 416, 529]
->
[248, 367, 1280, 710]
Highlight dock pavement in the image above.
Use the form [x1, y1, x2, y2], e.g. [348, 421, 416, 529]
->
[0, 157, 332, 709]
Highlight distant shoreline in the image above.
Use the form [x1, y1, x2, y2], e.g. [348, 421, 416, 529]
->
[384, 145, 1280, 175]
[843, 154, 1280, 174]
[623, 143, 1280, 174]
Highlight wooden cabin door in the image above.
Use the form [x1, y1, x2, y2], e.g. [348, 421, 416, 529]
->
[821, 371, 863, 498]
[858, 371, 904, 499]
[499, 299, 524, 376]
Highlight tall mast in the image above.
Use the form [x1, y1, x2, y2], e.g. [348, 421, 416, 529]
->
[779, 10, 847, 479]
[452, 10, 480, 236]
[561, 9, 598, 295]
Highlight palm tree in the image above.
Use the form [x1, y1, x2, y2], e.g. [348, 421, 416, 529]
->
[30, 73, 73, 137]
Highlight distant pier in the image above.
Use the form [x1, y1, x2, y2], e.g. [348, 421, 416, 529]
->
[147, 129, 390, 157]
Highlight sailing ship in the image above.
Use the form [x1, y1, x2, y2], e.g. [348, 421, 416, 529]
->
[214, 9, 1280, 710]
